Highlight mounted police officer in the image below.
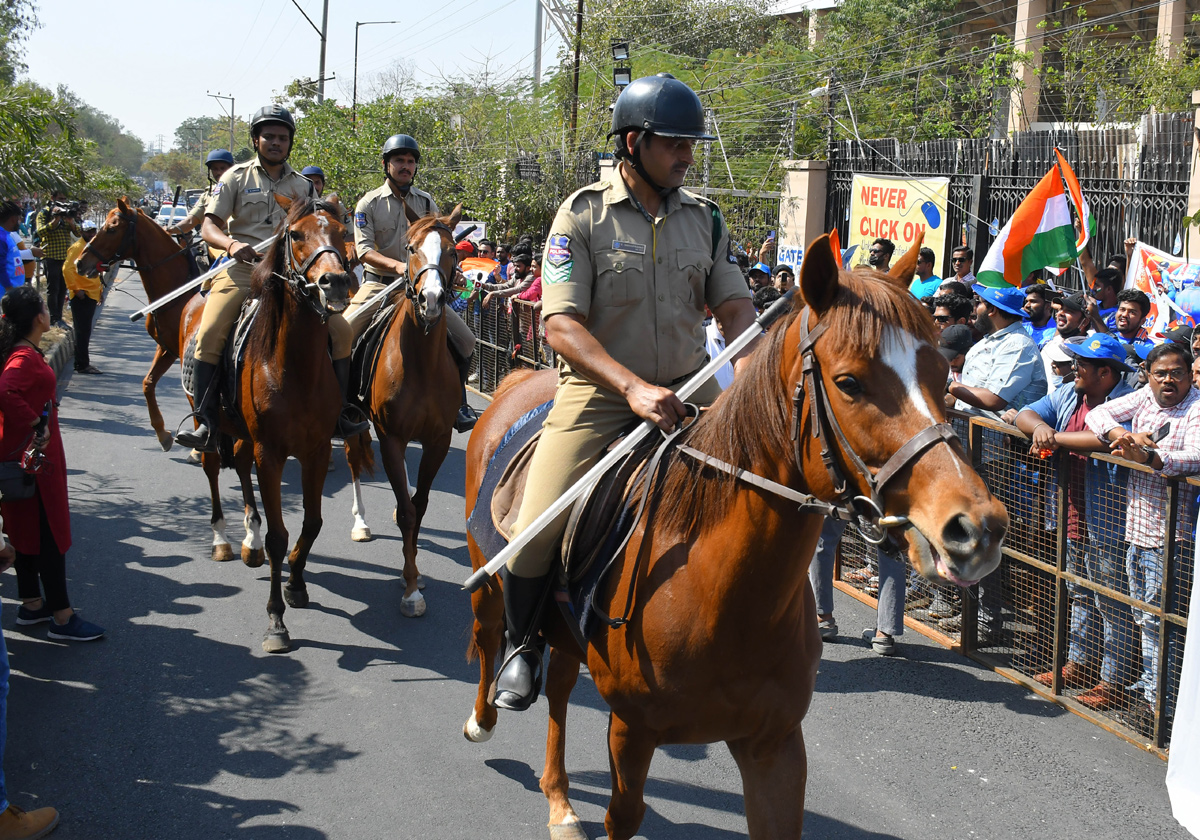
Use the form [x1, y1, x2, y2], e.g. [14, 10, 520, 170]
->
[349, 133, 478, 433]
[300, 165, 326, 196]
[167, 149, 235, 237]
[493, 74, 757, 711]
[176, 104, 368, 452]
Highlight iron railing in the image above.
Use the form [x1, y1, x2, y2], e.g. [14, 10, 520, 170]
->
[836, 410, 1191, 757]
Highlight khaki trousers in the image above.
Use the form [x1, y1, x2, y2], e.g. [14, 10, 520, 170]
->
[345, 275, 476, 360]
[194, 261, 352, 364]
[506, 372, 723, 577]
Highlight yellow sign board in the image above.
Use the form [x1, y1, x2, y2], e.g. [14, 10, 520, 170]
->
[848, 173, 950, 277]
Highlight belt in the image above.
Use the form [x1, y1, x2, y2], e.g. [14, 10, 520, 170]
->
[363, 271, 398, 284]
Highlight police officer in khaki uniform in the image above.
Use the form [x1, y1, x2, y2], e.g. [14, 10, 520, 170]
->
[177, 104, 367, 452]
[351, 133, 478, 432]
[167, 149, 235, 237]
[493, 75, 757, 711]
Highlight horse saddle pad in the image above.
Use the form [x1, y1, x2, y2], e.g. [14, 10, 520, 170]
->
[466, 404, 656, 645]
[182, 298, 259, 417]
[349, 297, 400, 404]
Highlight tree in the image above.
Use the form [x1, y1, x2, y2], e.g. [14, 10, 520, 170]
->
[174, 115, 223, 157]
[0, 82, 83, 194]
[57, 86, 146, 175]
[0, 0, 37, 85]
[141, 150, 204, 188]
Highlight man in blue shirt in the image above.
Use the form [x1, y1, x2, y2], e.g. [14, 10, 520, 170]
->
[1022, 285, 1058, 347]
[0, 202, 24, 291]
[908, 246, 941, 298]
[1013, 333, 1137, 710]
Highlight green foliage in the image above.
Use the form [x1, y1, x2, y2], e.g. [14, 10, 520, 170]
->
[0, 81, 82, 194]
[141, 150, 205, 188]
[0, 0, 37, 85]
[56, 86, 145, 175]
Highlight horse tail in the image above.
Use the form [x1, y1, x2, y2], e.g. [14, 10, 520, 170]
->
[217, 433, 235, 470]
[345, 428, 375, 479]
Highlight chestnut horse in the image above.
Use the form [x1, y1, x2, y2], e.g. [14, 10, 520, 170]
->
[73, 196, 194, 452]
[344, 204, 465, 619]
[179, 195, 354, 652]
[462, 235, 1008, 839]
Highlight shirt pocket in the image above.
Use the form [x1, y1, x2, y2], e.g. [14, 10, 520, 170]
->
[238, 190, 272, 229]
[674, 248, 713, 307]
[595, 250, 646, 307]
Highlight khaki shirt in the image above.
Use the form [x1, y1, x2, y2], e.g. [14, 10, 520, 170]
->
[185, 186, 216, 225]
[542, 176, 750, 385]
[206, 156, 315, 250]
[353, 183, 438, 278]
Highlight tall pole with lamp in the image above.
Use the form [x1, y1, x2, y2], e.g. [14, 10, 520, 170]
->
[354, 19, 403, 126]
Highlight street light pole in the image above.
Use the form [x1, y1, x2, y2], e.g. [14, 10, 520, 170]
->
[354, 19, 403, 126]
[318, 0, 329, 103]
[207, 92, 236, 152]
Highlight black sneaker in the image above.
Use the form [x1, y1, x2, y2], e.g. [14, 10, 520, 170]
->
[47, 614, 105, 641]
[16, 603, 54, 625]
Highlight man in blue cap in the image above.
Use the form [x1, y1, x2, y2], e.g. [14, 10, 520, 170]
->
[947, 284, 1048, 420]
[1013, 333, 1137, 709]
[300, 165, 326, 196]
[747, 261, 771, 291]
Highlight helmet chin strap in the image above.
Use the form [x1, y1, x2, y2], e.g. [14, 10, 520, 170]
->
[630, 132, 675, 198]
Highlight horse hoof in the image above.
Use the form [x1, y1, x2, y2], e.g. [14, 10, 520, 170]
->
[242, 546, 265, 568]
[548, 821, 589, 840]
[262, 631, 291, 654]
[416, 574, 426, 591]
[284, 587, 309, 609]
[351, 525, 373, 542]
[157, 431, 174, 452]
[463, 710, 493, 743]
[211, 543, 234, 563]
[186, 449, 202, 465]
[399, 591, 426, 618]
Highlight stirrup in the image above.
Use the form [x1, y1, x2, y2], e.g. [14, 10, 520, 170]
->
[454, 404, 478, 433]
[492, 639, 545, 711]
[175, 412, 217, 452]
[337, 404, 370, 437]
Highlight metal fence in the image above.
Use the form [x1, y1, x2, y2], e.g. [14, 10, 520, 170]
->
[825, 113, 1195, 291]
[835, 410, 1192, 757]
[462, 297, 555, 392]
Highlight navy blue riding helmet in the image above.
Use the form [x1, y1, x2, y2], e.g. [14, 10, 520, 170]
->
[301, 165, 325, 178]
[205, 149, 235, 167]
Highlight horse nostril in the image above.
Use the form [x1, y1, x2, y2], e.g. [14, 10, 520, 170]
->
[941, 513, 980, 557]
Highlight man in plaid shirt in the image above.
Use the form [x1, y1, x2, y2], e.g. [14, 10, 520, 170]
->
[1086, 342, 1200, 721]
[34, 191, 81, 328]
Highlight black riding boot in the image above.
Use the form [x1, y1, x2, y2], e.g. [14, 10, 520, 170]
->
[333, 358, 371, 438]
[454, 353, 478, 433]
[494, 569, 550, 711]
[176, 360, 219, 452]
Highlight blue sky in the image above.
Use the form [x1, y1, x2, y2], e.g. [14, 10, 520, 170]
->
[25, 0, 563, 147]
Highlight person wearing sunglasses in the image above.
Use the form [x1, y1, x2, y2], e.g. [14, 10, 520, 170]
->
[950, 246, 975, 285]
[930, 293, 971, 334]
[866, 237, 894, 272]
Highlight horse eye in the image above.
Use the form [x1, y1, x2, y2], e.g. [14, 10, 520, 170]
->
[289, 229, 305, 242]
[835, 376, 862, 396]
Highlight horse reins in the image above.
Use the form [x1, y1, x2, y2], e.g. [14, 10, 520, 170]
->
[85, 208, 189, 274]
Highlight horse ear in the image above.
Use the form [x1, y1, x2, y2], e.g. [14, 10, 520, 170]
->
[403, 198, 421, 225]
[274, 194, 293, 211]
[886, 229, 924, 287]
[798, 233, 840, 314]
[117, 196, 129, 213]
[448, 203, 463, 228]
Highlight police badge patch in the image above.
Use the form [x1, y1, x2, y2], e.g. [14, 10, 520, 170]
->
[212, 182, 223, 197]
[355, 212, 368, 229]
[544, 234, 572, 284]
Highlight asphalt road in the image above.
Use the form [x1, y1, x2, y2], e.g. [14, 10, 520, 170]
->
[0, 269, 1188, 839]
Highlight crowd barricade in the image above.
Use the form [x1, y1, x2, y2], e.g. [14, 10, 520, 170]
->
[836, 409, 1192, 757]
[463, 296, 555, 391]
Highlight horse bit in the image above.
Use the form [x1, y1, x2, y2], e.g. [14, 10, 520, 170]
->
[403, 220, 455, 333]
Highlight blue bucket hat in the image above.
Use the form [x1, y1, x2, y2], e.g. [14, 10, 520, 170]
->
[972, 283, 1028, 318]
[1062, 332, 1135, 372]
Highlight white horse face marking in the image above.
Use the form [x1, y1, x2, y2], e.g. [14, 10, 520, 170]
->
[417, 230, 444, 317]
[879, 326, 934, 422]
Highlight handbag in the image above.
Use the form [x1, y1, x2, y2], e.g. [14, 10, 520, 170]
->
[0, 458, 35, 501]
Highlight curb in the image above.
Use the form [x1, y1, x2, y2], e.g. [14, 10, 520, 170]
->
[44, 327, 76, 381]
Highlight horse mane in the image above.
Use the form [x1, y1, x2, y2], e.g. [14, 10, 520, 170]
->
[655, 268, 938, 537]
[248, 197, 342, 357]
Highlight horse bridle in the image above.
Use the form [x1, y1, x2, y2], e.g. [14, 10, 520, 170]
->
[790, 307, 959, 544]
[278, 211, 350, 322]
[84, 207, 187, 273]
[404, 220, 455, 332]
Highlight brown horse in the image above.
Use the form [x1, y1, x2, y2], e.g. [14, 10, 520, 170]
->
[344, 203, 465, 619]
[74, 196, 194, 451]
[76, 198, 256, 564]
[462, 235, 1008, 839]
[179, 195, 354, 652]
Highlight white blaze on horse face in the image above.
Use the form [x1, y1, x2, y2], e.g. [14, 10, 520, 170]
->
[418, 230, 444, 309]
[879, 326, 935, 422]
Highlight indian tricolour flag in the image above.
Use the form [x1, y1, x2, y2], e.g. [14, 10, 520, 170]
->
[976, 149, 1094, 288]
